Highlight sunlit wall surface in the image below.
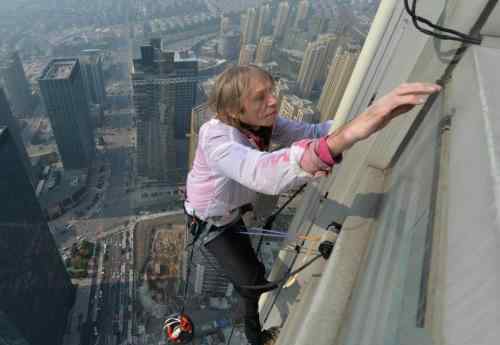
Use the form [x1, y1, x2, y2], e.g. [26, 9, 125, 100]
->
[340, 96, 444, 345]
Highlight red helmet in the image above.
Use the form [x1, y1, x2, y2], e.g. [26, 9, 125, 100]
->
[163, 313, 194, 344]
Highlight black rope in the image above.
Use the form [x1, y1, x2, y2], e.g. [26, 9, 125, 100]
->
[256, 183, 307, 255]
[403, 0, 482, 45]
[180, 223, 197, 314]
[225, 324, 235, 345]
[238, 253, 323, 290]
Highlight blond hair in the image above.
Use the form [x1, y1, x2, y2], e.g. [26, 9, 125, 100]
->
[208, 64, 274, 128]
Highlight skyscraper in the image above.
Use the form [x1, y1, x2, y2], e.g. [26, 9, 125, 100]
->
[294, 0, 310, 28]
[316, 34, 338, 82]
[241, 7, 258, 45]
[255, 4, 271, 42]
[240, 12, 248, 46]
[0, 51, 33, 117]
[79, 49, 107, 107]
[189, 102, 212, 169]
[131, 42, 198, 183]
[239, 44, 257, 65]
[184, 224, 232, 297]
[218, 31, 241, 60]
[0, 88, 34, 187]
[0, 127, 74, 345]
[39, 59, 95, 170]
[296, 42, 327, 98]
[219, 15, 231, 36]
[255, 36, 274, 65]
[273, 1, 290, 41]
[318, 46, 359, 121]
[0, 311, 31, 345]
[279, 94, 318, 123]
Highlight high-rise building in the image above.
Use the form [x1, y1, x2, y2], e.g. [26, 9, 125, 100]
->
[274, 78, 295, 109]
[218, 31, 241, 60]
[131, 42, 198, 183]
[279, 94, 318, 123]
[0, 51, 33, 117]
[189, 102, 213, 169]
[256, 4, 272, 42]
[294, 0, 310, 28]
[308, 15, 330, 37]
[316, 34, 338, 82]
[255, 36, 274, 65]
[241, 7, 258, 45]
[0, 127, 74, 345]
[282, 27, 310, 51]
[39, 59, 95, 170]
[79, 49, 107, 107]
[219, 15, 231, 36]
[239, 44, 257, 65]
[318, 46, 359, 122]
[240, 13, 248, 46]
[184, 224, 233, 297]
[0, 88, 34, 187]
[273, 1, 290, 41]
[296, 42, 327, 98]
[0, 311, 31, 345]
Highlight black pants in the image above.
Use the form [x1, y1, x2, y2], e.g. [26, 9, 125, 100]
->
[203, 219, 269, 345]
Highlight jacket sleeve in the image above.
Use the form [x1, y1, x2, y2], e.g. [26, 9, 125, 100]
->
[202, 126, 316, 195]
[272, 116, 333, 147]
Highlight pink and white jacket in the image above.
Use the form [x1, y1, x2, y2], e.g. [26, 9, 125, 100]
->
[185, 116, 339, 225]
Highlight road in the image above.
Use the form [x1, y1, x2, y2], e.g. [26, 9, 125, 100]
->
[54, 106, 137, 345]
[51, 107, 136, 250]
[91, 229, 133, 345]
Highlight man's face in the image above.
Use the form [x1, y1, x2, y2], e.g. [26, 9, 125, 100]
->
[240, 76, 278, 127]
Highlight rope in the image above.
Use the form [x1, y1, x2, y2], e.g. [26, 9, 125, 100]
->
[403, 0, 482, 45]
[256, 184, 307, 255]
[180, 221, 196, 314]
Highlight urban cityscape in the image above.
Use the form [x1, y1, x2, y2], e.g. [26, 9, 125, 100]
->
[0, 1, 380, 345]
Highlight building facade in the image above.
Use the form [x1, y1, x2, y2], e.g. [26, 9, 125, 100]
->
[316, 33, 338, 81]
[131, 42, 198, 183]
[239, 44, 257, 65]
[0, 51, 33, 117]
[294, 0, 310, 28]
[219, 15, 231, 36]
[256, 4, 272, 42]
[188, 102, 213, 169]
[279, 94, 318, 123]
[255, 36, 274, 65]
[218, 31, 241, 60]
[318, 46, 358, 122]
[241, 7, 258, 46]
[39, 59, 95, 170]
[79, 49, 107, 107]
[184, 224, 233, 297]
[0, 88, 34, 187]
[0, 127, 74, 345]
[273, 1, 290, 41]
[296, 41, 327, 98]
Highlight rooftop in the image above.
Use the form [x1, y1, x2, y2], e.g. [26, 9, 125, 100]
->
[40, 59, 77, 80]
